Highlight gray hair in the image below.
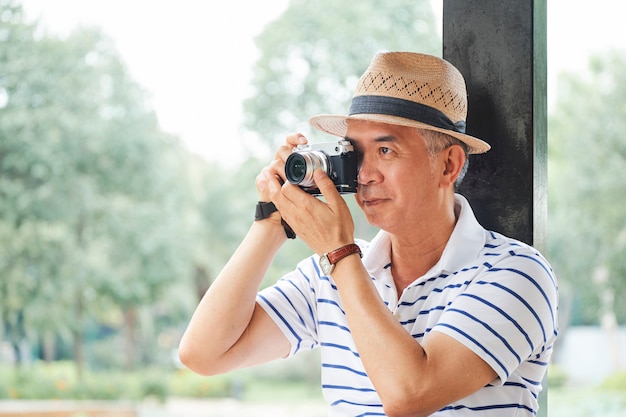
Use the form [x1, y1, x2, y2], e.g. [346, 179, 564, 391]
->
[420, 129, 469, 188]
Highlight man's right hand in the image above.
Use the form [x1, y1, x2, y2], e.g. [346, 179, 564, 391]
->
[255, 133, 308, 202]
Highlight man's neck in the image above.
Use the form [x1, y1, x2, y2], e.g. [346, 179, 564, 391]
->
[389, 201, 458, 294]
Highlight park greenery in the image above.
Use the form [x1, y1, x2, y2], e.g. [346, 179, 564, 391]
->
[0, 0, 625, 403]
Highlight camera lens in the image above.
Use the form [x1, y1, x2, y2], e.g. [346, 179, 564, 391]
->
[286, 154, 307, 183]
[285, 151, 328, 188]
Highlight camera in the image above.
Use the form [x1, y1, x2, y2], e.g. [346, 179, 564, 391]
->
[285, 140, 358, 195]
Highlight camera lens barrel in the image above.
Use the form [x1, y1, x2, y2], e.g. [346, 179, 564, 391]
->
[285, 151, 329, 187]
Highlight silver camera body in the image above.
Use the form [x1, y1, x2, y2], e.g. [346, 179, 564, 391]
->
[285, 140, 358, 195]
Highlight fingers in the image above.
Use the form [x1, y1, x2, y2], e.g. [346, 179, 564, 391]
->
[256, 133, 308, 201]
[313, 170, 343, 207]
[286, 133, 308, 148]
[258, 134, 355, 253]
[276, 133, 307, 162]
[255, 169, 277, 202]
[276, 172, 354, 255]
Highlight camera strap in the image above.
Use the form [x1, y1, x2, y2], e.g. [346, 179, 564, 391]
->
[254, 201, 296, 239]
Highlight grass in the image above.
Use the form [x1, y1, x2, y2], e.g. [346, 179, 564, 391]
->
[242, 379, 322, 402]
[3, 361, 625, 417]
[549, 387, 626, 417]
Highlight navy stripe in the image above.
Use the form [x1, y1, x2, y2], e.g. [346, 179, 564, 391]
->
[479, 274, 549, 344]
[452, 266, 480, 274]
[516, 253, 557, 286]
[400, 305, 446, 326]
[399, 280, 472, 307]
[522, 376, 542, 386]
[320, 342, 361, 358]
[446, 307, 522, 364]
[257, 294, 303, 348]
[437, 322, 510, 378]
[310, 256, 323, 277]
[488, 263, 555, 316]
[349, 95, 467, 134]
[460, 292, 535, 352]
[318, 298, 346, 314]
[331, 399, 382, 407]
[323, 384, 377, 393]
[296, 265, 313, 286]
[322, 363, 368, 377]
[411, 326, 434, 339]
[440, 402, 536, 415]
[287, 275, 317, 325]
[503, 381, 528, 390]
[502, 381, 538, 399]
[504, 253, 559, 328]
[275, 286, 308, 328]
[318, 274, 338, 289]
[319, 320, 351, 333]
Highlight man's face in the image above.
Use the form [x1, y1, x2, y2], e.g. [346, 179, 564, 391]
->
[345, 120, 441, 234]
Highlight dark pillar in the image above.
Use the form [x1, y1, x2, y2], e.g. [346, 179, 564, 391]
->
[442, 0, 547, 252]
[442, 1, 548, 415]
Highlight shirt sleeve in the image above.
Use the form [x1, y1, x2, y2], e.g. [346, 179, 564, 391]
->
[256, 255, 322, 357]
[431, 246, 559, 385]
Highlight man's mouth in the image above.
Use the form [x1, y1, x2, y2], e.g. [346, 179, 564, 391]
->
[360, 197, 387, 206]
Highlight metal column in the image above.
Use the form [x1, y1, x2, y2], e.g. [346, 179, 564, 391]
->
[442, 0, 548, 414]
[442, 0, 547, 249]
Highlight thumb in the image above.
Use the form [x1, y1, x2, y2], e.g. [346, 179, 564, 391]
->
[313, 170, 341, 203]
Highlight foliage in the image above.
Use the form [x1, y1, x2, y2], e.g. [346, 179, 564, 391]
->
[0, 0, 242, 372]
[241, 0, 440, 272]
[1, 0, 623, 394]
[546, 365, 568, 388]
[0, 361, 156, 400]
[602, 371, 626, 391]
[548, 387, 626, 417]
[168, 368, 232, 399]
[0, 361, 319, 401]
[547, 50, 626, 325]
[243, 0, 440, 150]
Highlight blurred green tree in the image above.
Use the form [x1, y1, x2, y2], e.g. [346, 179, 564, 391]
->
[0, 1, 194, 372]
[241, 0, 440, 268]
[243, 0, 440, 149]
[548, 50, 626, 326]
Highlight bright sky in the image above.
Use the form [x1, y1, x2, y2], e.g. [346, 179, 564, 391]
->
[19, 0, 626, 167]
[21, 0, 290, 167]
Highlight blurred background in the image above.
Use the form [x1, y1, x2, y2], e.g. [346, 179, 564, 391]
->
[0, 0, 625, 416]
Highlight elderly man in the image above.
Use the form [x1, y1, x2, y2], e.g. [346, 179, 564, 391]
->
[179, 52, 558, 417]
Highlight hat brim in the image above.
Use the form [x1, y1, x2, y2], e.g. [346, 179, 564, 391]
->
[309, 113, 491, 155]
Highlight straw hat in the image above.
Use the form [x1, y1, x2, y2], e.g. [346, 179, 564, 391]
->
[309, 52, 490, 154]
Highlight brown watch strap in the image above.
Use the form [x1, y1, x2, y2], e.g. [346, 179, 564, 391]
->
[326, 243, 362, 265]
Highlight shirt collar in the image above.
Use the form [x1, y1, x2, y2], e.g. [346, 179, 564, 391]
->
[362, 194, 486, 276]
[436, 193, 487, 273]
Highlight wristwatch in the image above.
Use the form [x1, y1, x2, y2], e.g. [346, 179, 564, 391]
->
[319, 243, 362, 275]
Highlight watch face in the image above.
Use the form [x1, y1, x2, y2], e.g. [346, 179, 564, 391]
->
[319, 254, 333, 275]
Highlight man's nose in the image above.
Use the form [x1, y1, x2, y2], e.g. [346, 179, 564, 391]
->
[357, 157, 380, 185]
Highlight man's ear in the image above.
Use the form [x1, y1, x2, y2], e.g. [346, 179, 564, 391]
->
[440, 144, 466, 189]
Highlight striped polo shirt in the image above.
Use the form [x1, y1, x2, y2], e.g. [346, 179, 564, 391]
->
[257, 194, 558, 417]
